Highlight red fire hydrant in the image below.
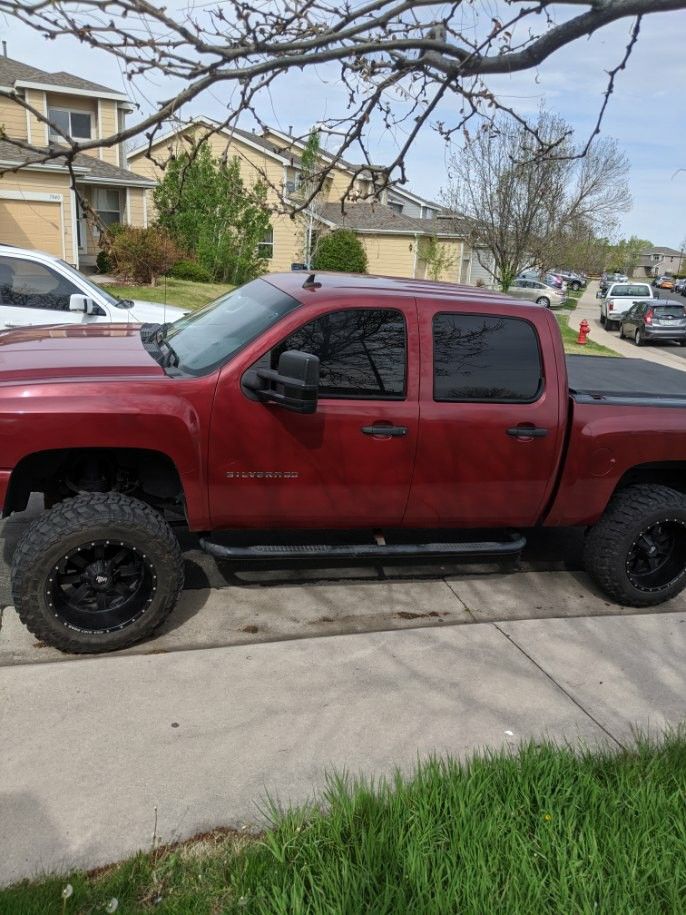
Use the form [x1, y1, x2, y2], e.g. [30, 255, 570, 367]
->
[577, 319, 590, 345]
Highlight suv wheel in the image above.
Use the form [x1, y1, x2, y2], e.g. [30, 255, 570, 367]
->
[11, 493, 184, 653]
[584, 484, 686, 607]
[570, 281, 580, 292]
[536, 296, 551, 308]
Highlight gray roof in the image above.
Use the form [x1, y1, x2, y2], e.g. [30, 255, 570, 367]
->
[642, 246, 683, 257]
[0, 139, 154, 186]
[0, 55, 123, 96]
[320, 202, 465, 236]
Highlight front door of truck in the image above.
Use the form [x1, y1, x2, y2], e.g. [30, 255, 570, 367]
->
[404, 304, 564, 528]
[208, 301, 419, 529]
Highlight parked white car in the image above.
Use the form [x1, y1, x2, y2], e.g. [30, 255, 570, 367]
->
[0, 245, 187, 331]
[598, 282, 654, 331]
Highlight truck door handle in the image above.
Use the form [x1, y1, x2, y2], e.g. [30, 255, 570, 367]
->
[507, 426, 549, 439]
[361, 425, 408, 437]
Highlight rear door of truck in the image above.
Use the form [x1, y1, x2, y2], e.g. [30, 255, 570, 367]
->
[404, 298, 567, 528]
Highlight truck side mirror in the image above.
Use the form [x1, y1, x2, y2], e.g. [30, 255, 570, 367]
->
[247, 350, 320, 414]
[69, 294, 104, 316]
[596, 291, 603, 299]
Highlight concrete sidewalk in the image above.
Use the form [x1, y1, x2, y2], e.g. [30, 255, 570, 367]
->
[1, 609, 685, 886]
[569, 281, 686, 372]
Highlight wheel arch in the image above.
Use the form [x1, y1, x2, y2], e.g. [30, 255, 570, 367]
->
[4, 447, 186, 517]
[612, 462, 686, 501]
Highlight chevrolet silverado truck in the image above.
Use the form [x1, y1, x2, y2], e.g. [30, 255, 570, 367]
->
[2, 272, 686, 654]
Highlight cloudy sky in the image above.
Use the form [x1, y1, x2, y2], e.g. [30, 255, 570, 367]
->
[2, 3, 685, 249]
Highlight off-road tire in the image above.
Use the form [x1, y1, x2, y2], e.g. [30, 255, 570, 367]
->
[12, 493, 184, 654]
[600, 312, 607, 326]
[583, 484, 686, 607]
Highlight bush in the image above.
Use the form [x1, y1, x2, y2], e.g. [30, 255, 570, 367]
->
[312, 229, 368, 273]
[95, 249, 112, 274]
[167, 259, 212, 282]
[109, 226, 182, 286]
[154, 145, 272, 285]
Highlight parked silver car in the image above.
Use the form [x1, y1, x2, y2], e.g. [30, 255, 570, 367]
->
[508, 278, 567, 308]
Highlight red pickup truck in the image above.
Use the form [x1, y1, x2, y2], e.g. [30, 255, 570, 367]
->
[3, 272, 686, 653]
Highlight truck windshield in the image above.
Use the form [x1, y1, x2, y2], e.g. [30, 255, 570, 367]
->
[162, 279, 300, 376]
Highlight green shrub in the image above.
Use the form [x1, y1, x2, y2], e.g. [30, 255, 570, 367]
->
[154, 145, 272, 285]
[95, 249, 112, 274]
[109, 226, 182, 286]
[167, 259, 212, 282]
[312, 228, 368, 273]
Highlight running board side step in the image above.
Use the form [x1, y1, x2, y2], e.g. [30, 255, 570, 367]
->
[199, 535, 526, 562]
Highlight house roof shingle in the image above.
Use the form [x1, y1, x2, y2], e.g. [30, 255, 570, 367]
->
[320, 202, 466, 237]
[0, 55, 124, 97]
[640, 246, 683, 257]
[0, 139, 155, 186]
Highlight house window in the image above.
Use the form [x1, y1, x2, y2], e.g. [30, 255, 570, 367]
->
[257, 226, 274, 259]
[48, 108, 92, 141]
[94, 188, 122, 229]
[388, 202, 403, 214]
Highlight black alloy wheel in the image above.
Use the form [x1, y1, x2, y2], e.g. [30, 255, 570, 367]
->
[47, 540, 155, 633]
[12, 492, 184, 653]
[626, 520, 686, 594]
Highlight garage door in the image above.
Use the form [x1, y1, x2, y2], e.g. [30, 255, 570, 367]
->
[0, 197, 63, 257]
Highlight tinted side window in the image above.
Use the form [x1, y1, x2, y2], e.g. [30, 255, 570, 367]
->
[0, 256, 80, 311]
[272, 308, 406, 398]
[433, 313, 542, 403]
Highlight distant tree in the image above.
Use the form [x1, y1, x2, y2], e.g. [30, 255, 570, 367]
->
[154, 144, 272, 285]
[312, 229, 368, 273]
[606, 236, 653, 275]
[298, 129, 324, 267]
[423, 237, 456, 281]
[445, 112, 631, 290]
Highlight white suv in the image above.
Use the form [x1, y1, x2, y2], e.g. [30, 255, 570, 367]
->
[0, 245, 187, 331]
[598, 282, 654, 331]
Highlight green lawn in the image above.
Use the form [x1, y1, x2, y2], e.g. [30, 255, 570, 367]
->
[4, 733, 686, 914]
[557, 312, 620, 357]
[99, 278, 232, 311]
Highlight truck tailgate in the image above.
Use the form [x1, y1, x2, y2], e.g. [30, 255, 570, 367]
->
[567, 354, 686, 406]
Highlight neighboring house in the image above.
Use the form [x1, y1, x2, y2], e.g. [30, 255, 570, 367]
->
[633, 246, 684, 279]
[0, 54, 154, 268]
[127, 117, 467, 281]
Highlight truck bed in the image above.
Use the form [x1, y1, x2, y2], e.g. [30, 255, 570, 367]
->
[567, 355, 686, 406]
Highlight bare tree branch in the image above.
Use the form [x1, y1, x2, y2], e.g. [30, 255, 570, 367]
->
[0, 0, 681, 205]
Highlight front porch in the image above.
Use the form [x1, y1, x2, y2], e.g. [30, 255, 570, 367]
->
[75, 182, 149, 271]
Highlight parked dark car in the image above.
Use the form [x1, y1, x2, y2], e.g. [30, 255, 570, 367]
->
[600, 272, 628, 293]
[673, 277, 686, 295]
[619, 299, 686, 346]
[553, 270, 586, 291]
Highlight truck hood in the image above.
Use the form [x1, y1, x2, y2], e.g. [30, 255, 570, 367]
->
[0, 323, 165, 385]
